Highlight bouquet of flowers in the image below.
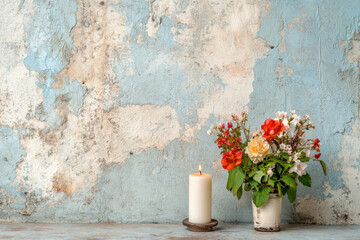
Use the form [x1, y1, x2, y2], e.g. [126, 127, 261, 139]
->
[208, 111, 327, 207]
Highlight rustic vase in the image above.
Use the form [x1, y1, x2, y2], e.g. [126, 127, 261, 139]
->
[252, 193, 282, 232]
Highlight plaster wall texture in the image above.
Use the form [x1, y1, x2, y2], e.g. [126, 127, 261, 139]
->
[0, 0, 359, 224]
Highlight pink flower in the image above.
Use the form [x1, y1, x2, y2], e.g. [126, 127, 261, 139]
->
[227, 122, 233, 128]
[221, 124, 225, 129]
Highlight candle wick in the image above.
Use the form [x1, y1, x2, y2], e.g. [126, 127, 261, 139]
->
[199, 170, 202, 175]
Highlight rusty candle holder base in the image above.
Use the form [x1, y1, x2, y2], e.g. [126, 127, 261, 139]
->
[182, 218, 218, 232]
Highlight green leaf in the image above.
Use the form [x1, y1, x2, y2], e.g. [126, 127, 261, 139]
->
[287, 187, 296, 203]
[253, 171, 265, 183]
[284, 163, 293, 168]
[236, 186, 243, 200]
[249, 179, 259, 191]
[276, 164, 283, 174]
[299, 173, 311, 187]
[268, 178, 275, 187]
[300, 157, 310, 162]
[283, 163, 294, 172]
[232, 167, 245, 195]
[277, 184, 283, 198]
[263, 174, 269, 183]
[280, 175, 296, 188]
[249, 179, 258, 186]
[244, 183, 251, 191]
[319, 160, 327, 176]
[299, 152, 306, 158]
[252, 186, 271, 207]
[280, 152, 290, 160]
[265, 158, 285, 167]
[226, 168, 236, 191]
[248, 170, 256, 178]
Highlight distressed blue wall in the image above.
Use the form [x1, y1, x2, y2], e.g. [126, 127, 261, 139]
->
[0, 0, 359, 224]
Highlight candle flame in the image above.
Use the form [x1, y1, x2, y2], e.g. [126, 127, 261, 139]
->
[199, 165, 202, 175]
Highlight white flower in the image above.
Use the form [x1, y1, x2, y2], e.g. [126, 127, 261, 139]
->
[267, 164, 275, 177]
[304, 149, 310, 157]
[289, 160, 308, 176]
[276, 111, 288, 120]
[207, 129, 212, 135]
[282, 118, 289, 129]
[289, 152, 301, 163]
[291, 114, 300, 126]
[280, 143, 286, 150]
[286, 145, 292, 151]
[246, 136, 270, 164]
[304, 115, 311, 120]
[290, 110, 296, 115]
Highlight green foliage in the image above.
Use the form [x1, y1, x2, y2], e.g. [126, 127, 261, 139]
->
[244, 183, 251, 191]
[300, 157, 310, 162]
[236, 186, 243, 200]
[279, 152, 289, 160]
[252, 186, 271, 207]
[223, 152, 324, 207]
[287, 187, 296, 203]
[280, 175, 297, 188]
[232, 168, 245, 195]
[277, 184, 283, 198]
[226, 166, 245, 197]
[299, 173, 311, 187]
[319, 160, 327, 176]
[268, 178, 275, 187]
[226, 169, 236, 191]
[253, 171, 264, 183]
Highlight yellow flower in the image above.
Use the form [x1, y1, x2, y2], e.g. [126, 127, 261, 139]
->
[245, 136, 270, 163]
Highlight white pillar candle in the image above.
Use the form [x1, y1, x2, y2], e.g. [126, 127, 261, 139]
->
[189, 165, 212, 224]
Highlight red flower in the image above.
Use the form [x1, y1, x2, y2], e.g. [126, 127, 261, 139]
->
[315, 153, 321, 159]
[217, 137, 226, 148]
[313, 138, 321, 152]
[236, 137, 242, 142]
[221, 149, 243, 171]
[261, 119, 285, 141]
[224, 129, 230, 136]
[227, 122, 233, 128]
[221, 124, 225, 129]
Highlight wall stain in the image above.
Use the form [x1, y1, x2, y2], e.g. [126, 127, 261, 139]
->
[1, 0, 360, 224]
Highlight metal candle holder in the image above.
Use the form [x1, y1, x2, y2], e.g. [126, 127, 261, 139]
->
[182, 218, 218, 232]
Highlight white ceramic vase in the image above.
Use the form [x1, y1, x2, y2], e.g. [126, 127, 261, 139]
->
[252, 193, 282, 232]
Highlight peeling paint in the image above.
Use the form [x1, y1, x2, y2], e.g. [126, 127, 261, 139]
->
[1, 0, 360, 224]
[250, 0, 360, 224]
